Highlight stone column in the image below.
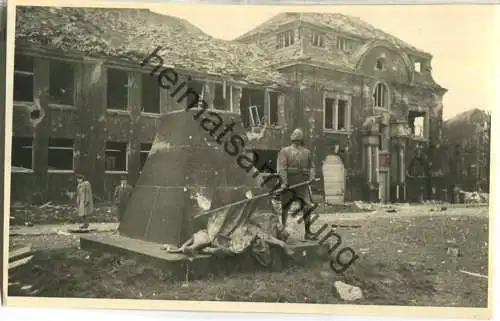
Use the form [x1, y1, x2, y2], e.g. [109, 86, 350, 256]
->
[264, 88, 270, 124]
[231, 86, 242, 114]
[362, 134, 379, 202]
[277, 93, 286, 126]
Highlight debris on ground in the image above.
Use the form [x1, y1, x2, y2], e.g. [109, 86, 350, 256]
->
[445, 239, 460, 257]
[334, 281, 363, 301]
[459, 270, 488, 279]
[353, 201, 376, 211]
[430, 206, 448, 212]
[10, 201, 117, 226]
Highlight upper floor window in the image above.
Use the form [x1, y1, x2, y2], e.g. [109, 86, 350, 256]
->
[13, 54, 34, 102]
[373, 83, 389, 108]
[276, 30, 295, 49]
[337, 37, 352, 53]
[323, 95, 350, 131]
[141, 73, 160, 114]
[213, 82, 232, 111]
[49, 60, 75, 106]
[414, 61, 422, 73]
[107, 68, 129, 111]
[186, 80, 205, 109]
[311, 31, 325, 48]
[269, 91, 279, 126]
[408, 111, 426, 138]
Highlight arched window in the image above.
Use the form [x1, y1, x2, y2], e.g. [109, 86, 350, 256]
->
[373, 83, 389, 108]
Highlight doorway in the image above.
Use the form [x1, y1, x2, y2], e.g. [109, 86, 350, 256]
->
[322, 155, 345, 204]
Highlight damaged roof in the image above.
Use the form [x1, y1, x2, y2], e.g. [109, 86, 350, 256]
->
[15, 6, 289, 87]
[236, 12, 431, 57]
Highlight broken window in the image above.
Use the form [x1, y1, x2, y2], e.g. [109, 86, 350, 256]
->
[11, 137, 33, 170]
[107, 68, 129, 110]
[141, 73, 160, 114]
[139, 143, 152, 171]
[49, 60, 75, 105]
[105, 141, 127, 172]
[408, 111, 426, 137]
[213, 82, 231, 111]
[276, 30, 295, 49]
[240, 88, 265, 128]
[186, 80, 205, 108]
[324, 98, 335, 129]
[249, 106, 261, 127]
[337, 100, 347, 130]
[13, 54, 34, 102]
[373, 83, 388, 108]
[48, 138, 74, 171]
[269, 91, 279, 125]
[311, 31, 325, 48]
[414, 61, 421, 73]
[337, 37, 351, 52]
[324, 97, 349, 131]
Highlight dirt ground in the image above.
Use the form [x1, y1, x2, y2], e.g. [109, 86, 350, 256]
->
[8, 207, 489, 307]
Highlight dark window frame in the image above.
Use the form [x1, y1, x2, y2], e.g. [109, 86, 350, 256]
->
[48, 59, 76, 106]
[13, 54, 34, 103]
[106, 68, 129, 111]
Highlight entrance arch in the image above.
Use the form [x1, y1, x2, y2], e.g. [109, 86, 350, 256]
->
[322, 155, 346, 204]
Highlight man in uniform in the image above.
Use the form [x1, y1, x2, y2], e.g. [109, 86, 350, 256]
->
[277, 128, 317, 240]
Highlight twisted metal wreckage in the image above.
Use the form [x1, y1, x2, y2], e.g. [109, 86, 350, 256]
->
[162, 179, 318, 267]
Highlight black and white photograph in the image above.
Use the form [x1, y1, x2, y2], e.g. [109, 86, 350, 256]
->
[3, 1, 494, 317]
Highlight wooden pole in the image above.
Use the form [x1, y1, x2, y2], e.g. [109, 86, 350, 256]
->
[194, 178, 320, 219]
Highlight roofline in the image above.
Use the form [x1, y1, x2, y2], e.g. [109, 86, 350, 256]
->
[234, 13, 432, 58]
[15, 42, 293, 89]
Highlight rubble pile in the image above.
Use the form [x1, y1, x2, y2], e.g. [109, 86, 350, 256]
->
[460, 191, 489, 204]
[9, 201, 117, 225]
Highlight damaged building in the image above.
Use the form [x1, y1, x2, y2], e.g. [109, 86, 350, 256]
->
[11, 7, 446, 204]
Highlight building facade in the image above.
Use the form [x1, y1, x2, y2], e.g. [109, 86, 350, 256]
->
[236, 12, 447, 203]
[10, 7, 447, 204]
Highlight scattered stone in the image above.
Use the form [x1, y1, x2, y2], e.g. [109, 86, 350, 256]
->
[334, 281, 363, 301]
[446, 247, 460, 257]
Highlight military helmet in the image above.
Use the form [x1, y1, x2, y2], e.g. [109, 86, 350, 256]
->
[290, 128, 304, 142]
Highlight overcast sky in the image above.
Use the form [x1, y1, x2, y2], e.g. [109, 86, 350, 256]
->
[149, 4, 497, 120]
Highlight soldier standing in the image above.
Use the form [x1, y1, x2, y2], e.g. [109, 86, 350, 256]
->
[277, 128, 317, 240]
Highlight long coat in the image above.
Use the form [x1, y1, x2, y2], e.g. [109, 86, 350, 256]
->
[76, 180, 93, 217]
